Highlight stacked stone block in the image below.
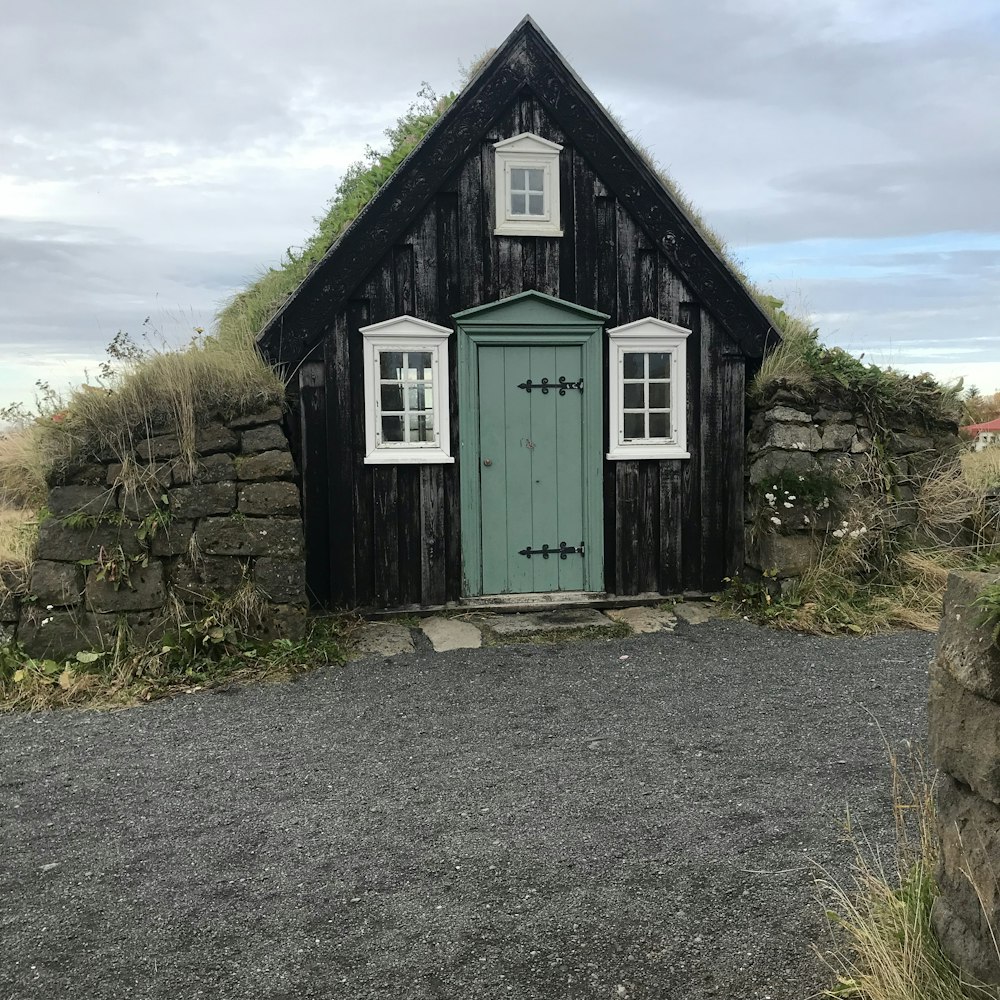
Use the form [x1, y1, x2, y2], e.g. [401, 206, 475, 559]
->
[745, 385, 958, 585]
[930, 571, 1000, 989]
[15, 407, 307, 660]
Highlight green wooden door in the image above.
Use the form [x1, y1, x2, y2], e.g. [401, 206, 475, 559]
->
[477, 343, 587, 594]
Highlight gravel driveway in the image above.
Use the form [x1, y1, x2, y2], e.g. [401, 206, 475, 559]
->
[1, 618, 931, 1000]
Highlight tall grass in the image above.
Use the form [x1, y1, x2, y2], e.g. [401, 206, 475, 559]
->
[739, 447, 1000, 635]
[816, 746, 976, 1000]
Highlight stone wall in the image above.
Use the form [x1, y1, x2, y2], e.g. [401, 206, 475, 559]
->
[745, 386, 958, 586]
[10, 406, 306, 660]
[930, 571, 1000, 988]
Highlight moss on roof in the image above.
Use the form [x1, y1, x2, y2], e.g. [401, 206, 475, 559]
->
[215, 87, 456, 349]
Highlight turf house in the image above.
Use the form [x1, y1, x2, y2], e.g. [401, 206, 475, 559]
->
[257, 17, 781, 610]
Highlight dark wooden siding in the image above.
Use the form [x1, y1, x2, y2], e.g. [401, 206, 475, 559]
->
[299, 93, 748, 608]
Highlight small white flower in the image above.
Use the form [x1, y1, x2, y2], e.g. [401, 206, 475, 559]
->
[787, 495, 796, 501]
[41, 617, 52, 626]
[859, 525, 868, 534]
[841, 520, 849, 527]
[260, 530, 268, 536]
[802, 516, 811, 524]
[764, 492, 775, 503]
[770, 516, 782, 526]
[849, 529, 860, 539]
[783, 502, 793, 509]
[798, 475, 805, 482]
[832, 529, 845, 538]
[46, 604, 54, 611]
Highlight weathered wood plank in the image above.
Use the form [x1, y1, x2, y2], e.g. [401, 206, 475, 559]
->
[614, 462, 639, 595]
[639, 250, 658, 318]
[572, 149, 597, 310]
[480, 134, 498, 304]
[420, 465, 447, 605]
[371, 466, 400, 606]
[658, 460, 684, 593]
[393, 244, 414, 315]
[616, 203, 639, 325]
[396, 466, 422, 605]
[411, 207, 438, 320]
[678, 301, 703, 590]
[456, 152, 484, 308]
[298, 359, 330, 607]
[326, 314, 356, 606]
[595, 196, 617, 326]
[348, 299, 374, 605]
[635, 462, 660, 593]
[721, 357, 746, 579]
[699, 310, 727, 590]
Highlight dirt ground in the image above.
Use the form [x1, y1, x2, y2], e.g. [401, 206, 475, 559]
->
[0, 618, 931, 999]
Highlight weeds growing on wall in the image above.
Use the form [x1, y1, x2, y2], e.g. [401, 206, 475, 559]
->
[815, 743, 992, 1000]
[752, 319, 962, 434]
[0, 591, 355, 711]
[728, 448, 1000, 635]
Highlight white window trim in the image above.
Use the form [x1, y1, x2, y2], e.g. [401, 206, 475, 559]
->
[607, 317, 691, 460]
[360, 315, 454, 465]
[493, 132, 563, 237]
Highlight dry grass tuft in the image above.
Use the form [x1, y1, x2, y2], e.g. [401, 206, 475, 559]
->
[39, 338, 284, 474]
[0, 426, 48, 510]
[816, 745, 996, 999]
[0, 508, 37, 570]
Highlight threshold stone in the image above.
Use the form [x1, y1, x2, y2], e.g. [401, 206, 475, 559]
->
[484, 608, 615, 636]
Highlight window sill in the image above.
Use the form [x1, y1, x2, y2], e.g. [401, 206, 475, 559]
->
[606, 447, 690, 461]
[494, 223, 563, 238]
[364, 449, 455, 466]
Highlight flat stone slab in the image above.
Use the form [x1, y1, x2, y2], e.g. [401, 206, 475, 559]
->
[606, 606, 677, 634]
[483, 608, 615, 636]
[419, 616, 482, 652]
[673, 601, 721, 626]
[352, 623, 414, 658]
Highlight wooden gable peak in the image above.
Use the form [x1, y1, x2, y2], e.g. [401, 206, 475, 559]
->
[257, 16, 779, 366]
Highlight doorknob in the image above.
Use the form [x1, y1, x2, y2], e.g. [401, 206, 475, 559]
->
[483, 458, 493, 467]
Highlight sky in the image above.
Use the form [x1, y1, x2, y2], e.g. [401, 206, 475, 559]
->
[1, 0, 998, 411]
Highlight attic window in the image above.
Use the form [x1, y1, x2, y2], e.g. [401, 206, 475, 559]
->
[360, 316, 454, 465]
[493, 133, 563, 237]
[607, 317, 691, 460]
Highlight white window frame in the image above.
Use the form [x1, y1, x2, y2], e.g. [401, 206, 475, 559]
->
[607, 317, 691, 460]
[493, 132, 563, 237]
[360, 315, 454, 465]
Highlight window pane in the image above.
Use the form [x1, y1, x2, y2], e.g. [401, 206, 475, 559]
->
[380, 384, 403, 411]
[623, 383, 645, 408]
[649, 412, 670, 438]
[510, 192, 526, 214]
[622, 353, 644, 379]
[410, 411, 434, 442]
[407, 352, 433, 380]
[381, 416, 405, 442]
[379, 351, 404, 380]
[648, 352, 670, 379]
[407, 385, 433, 412]
[623, 412, 645, 439]
[526, 168, 544, 192]
[511, 168, 526, 190]
[648, 382, 668, 409]
[527, 193, 544, 216]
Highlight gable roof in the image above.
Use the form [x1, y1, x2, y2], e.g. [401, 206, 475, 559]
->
[257, 16, 780, 366]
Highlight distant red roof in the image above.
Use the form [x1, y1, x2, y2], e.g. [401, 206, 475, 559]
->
[962, 416, 1000, 435]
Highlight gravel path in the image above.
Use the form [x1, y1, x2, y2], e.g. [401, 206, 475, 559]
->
[0, 619, 931, 1000]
